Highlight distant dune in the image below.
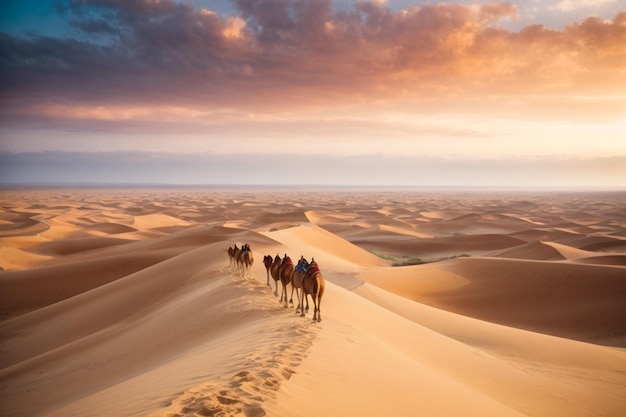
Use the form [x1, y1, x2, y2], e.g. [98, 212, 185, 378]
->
[1, 188, 625, 417]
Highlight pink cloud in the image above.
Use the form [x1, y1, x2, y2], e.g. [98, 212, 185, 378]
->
[1, 1, 624, 121]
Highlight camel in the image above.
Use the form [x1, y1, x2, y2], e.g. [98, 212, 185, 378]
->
[228, 244, 238, 270]
[238, 243, 254, 279]
[278, 254, 294, 308]
[302, 257, 325, 322]
[231, 244, 241, 273]
[263, 255, 273, 287]
[269, 254, 282, 296]
[289, 256, 308, 314]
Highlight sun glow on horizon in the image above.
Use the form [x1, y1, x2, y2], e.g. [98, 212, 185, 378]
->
[1, 0, 625, 186]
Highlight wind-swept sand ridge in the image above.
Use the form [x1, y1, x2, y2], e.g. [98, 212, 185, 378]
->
[358, 257, 626, 345]
[0, 187, 625, 417]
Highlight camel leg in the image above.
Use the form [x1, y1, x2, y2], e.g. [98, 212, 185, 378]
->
[316, 294, 322, 322]
[287, 282, 292, 308]
[300, 293, 308, 317]
[266, 270, 270, 287]
[312, 297, 318, 322]
[273, 280, 279, 297]
[289, 285, 295, 307]
[282, 284, 289, 308]
[296, 288, 302, 314]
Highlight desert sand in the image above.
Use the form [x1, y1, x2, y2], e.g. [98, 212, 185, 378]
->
[1, 187, 625, 417]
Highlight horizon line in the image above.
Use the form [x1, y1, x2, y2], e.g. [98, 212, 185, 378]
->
[1, 182, 625, 192]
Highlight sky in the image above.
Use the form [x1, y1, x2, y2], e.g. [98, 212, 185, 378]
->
[1, 0, 625, 187]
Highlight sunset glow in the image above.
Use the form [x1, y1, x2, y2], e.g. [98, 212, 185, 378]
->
[1, 0, 625, 186]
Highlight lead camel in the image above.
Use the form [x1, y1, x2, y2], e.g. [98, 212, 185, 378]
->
[302, 257, 325, 322]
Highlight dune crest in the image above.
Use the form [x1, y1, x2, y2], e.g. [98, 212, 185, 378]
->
[1, 188, 625, 417]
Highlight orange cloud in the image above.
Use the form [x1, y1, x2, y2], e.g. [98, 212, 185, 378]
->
[223, 2, 626, 105]
[1, 1, 625, 120]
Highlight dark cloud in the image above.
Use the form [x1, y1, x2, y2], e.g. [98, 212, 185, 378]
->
[69, 16, 119, 35]
[233, 0, 296, 43]
[1, 0, 251, 107]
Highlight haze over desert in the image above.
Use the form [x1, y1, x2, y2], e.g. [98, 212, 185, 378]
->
[1, 186, 625, 417]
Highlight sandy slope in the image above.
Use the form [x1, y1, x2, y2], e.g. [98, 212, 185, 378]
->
[270, 281, 626, 417]
[1, 188, 625, 417]
[358, 257, 626, 345]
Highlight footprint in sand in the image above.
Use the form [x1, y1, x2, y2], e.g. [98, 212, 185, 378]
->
[156, 271, 319, 417]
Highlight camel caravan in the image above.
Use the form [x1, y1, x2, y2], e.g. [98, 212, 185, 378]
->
[227, 244, 325, 322]
[227, 243, 254, 279]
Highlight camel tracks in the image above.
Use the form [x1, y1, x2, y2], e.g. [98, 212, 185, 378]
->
[157, 269, 319, 417]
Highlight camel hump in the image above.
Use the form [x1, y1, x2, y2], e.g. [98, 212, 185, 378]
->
[307, 263, 320, 276]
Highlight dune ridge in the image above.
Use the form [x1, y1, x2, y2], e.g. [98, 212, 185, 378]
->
[1, 188, 625, 417]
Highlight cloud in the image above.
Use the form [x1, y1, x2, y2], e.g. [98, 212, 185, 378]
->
[552, 0, 617, 13]
[1, 1, 625, 129]
[477, 1, 518, 22]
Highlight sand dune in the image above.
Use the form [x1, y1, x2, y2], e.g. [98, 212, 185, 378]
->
[0, 209, 50, 237]
[575, 254, 626, 265]
[0, 251, 180, 318]
[272, 280, 626, 417]
[359, 256, 626, 345]
[83, 222, 138, 235]
[264, 223, 387, 269]
[0, 246, 53, 271]
[1, 187, 625, 417]
[34, 236, 134, 256]
[131, 213, 191, 230]
[490, 240, 566, 260]
[352, 232, 526, 260]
